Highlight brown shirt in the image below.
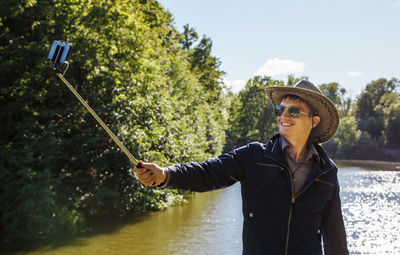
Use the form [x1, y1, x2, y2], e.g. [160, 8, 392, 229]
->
[281, 136, 319, 195]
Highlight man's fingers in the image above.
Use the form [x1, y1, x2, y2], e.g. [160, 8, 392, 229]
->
[134, 168, 156, 186]
[132, 161, 164, 187]
[142, 174, 156, 186]
[140, 162, 160, 171]
[142, 172, 154, 182]
[138, 169, 152, 179]
[133, 168, 146, 174]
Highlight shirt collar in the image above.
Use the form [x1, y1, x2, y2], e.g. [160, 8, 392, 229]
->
[280, 136, 319, 162]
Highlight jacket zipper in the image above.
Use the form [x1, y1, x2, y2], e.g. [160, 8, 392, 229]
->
[294, 167, 334, 200]
[256, 162, 284, 169]
[315, 178, 335, 187]
[285, 168, 295, 255]
[264, 156, 293, 255]
[263, 156, 290, 171]
[265, 156, 335, 254]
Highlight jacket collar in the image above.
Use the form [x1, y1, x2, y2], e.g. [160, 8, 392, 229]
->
[263, 134, 335, 172]
[263, 134, 337, 196]
[264, 134, 287, 164]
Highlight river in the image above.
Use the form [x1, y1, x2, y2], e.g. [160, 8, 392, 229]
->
[2, 161, 400, 254]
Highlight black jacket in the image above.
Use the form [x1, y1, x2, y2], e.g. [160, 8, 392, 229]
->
[167, 134, 349, 255]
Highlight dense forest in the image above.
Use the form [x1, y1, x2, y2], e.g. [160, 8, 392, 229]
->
[1, 0, 399, 240]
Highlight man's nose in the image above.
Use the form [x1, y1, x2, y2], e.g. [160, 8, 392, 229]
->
[281, 108, 291, 118]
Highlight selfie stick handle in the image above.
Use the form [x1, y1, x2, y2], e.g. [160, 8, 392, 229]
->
[56, 73, 141, 167]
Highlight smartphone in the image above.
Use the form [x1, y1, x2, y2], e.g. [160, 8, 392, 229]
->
[48, 40, 72, 65]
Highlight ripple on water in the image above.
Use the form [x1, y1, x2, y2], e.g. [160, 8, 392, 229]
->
[6, 166, 400, 255]
[339, 167, 400, 254]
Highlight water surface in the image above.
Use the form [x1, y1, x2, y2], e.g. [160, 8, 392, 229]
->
[3, 161, 400, 254]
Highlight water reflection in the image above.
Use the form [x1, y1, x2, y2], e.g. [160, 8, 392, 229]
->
[339, 167, 400, 254]
[4, 162, 400, 254]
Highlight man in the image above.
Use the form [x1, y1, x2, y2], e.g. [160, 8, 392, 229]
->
[134, 80, 349, 255]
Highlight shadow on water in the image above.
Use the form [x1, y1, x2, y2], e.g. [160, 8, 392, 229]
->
[0, 186, 243, 255]
[0, 211, 155, 255]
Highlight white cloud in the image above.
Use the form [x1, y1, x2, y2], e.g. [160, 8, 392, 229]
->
[347, 71, 363, 77]
[254, 58, 306, 76]
[223, 78, 246, 93]
[392, 1, 400, 7]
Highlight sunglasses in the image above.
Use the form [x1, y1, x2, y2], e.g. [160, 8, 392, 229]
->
[274, 105, 311, 118]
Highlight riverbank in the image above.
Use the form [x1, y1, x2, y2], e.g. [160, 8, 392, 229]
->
[334, 159, 400, 171]
[329, 147, 400, 163]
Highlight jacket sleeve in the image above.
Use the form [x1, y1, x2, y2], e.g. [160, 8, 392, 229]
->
[165, 143, 255, 192]
[321, 177, 349, 255]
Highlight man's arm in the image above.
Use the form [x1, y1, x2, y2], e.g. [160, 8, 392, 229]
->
[164, 152, 244, 192]
[321, 180, 349, 255]
[134, 143, 256, 192]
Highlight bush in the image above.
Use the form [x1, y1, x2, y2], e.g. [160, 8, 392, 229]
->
[0, 168, 83, 238]
[1, 0, 226, 238]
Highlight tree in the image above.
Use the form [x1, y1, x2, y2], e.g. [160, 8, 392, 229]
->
[331, 116, 358, 158]
[355, 78, 399, 140]
[385, 102, 400, 147]
[0, 0, 227, 238]
[180, 24, 199, 50]
[319, 82, 352, 118]
[188, 36, 225, 102]
[319, 82, 340, 105]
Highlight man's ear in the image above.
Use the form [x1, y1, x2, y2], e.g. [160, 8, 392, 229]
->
[312, 116, 321, 128]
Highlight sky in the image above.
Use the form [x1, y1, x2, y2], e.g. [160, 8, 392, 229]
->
[158, 0, 400, 97]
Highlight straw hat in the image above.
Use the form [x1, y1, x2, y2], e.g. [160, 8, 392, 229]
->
[265, 80, 339, 144]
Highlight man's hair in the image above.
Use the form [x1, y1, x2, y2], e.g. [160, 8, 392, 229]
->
[282, 94, 319, 116]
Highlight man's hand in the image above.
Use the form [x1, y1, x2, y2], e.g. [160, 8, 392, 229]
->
[133, 161, 168, 186]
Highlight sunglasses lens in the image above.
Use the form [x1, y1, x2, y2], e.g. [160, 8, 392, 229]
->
[274, 105, 302, 118]
[288, 107, 301, 118]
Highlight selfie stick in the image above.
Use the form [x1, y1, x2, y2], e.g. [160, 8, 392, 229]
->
[56, 73, 140, 166]
[48, 40, 142, 167]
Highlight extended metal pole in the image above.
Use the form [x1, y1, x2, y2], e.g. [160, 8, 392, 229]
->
[56, 73, 139, 166]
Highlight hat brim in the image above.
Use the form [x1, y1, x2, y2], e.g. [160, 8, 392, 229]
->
[265, 86, 339, 144]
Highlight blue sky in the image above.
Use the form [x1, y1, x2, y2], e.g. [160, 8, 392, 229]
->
[158, 0, 400, 97]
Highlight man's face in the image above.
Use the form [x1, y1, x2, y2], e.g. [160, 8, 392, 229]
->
[277, 97, 317, 141]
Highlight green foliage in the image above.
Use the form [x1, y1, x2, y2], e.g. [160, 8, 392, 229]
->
[182, 28, 226, 103]
[355, 78, 399, 139]
[351, 131, 384, 159]
[319, 82, 341, 105]
[335, 117, 358, 155]
[181, 24, 199, 50]
[385, 102, 400, 147]
[319, 82, 352, 117]
[0, 167, 83, 238]
[323, 116, 358, 158]
[324, 78, 400, 159]
[1, 0, 226, 238]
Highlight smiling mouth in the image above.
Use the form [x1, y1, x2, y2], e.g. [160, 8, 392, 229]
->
[280, 122, 294, 127]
